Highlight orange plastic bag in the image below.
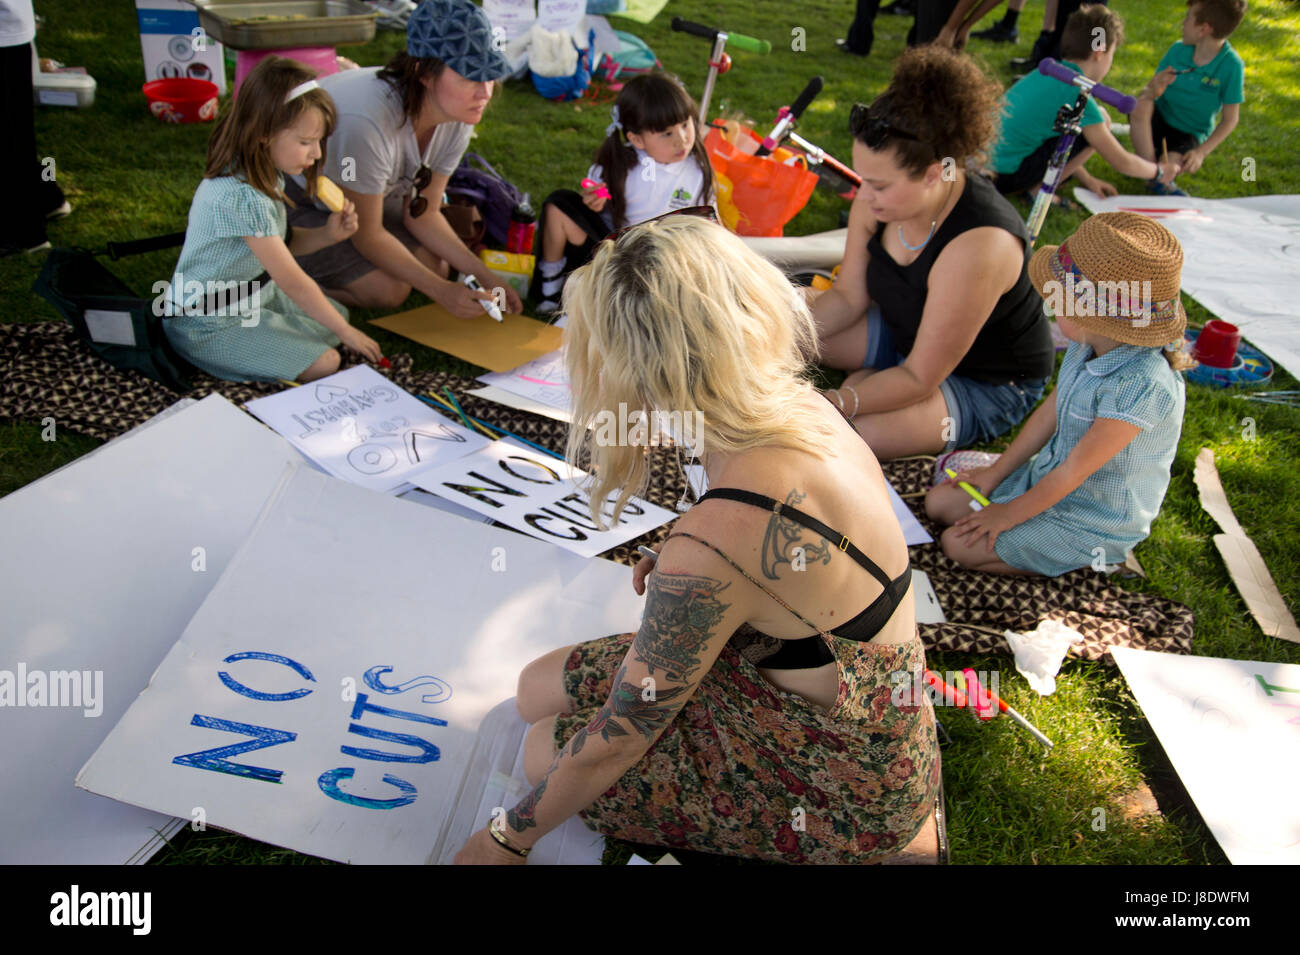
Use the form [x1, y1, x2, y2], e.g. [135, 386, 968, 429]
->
[705, 126, 818, 237]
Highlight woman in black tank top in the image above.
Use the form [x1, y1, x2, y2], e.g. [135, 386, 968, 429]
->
[812, 46, 1054, 460]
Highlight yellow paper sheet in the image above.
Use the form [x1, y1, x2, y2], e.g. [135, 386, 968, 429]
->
[370, 303, 563, 373]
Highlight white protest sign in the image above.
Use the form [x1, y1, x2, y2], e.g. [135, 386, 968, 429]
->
[478, 348, 572, 415]
[1111, 646, 1300, 864]
[412, 440, 676, 559]
[245, 365, 489, 493]
[76, 465, 646, 865]
[1073, 190, 1300, 379]
[537, 0, 585, 34]
[0, 395, 306, 864]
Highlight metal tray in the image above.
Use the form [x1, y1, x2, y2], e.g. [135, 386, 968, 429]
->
[187, 1, 377, 50]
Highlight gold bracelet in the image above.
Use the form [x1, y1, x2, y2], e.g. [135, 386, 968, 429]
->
[488, 821, 530, 857]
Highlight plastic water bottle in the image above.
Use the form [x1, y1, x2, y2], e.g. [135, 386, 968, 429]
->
[507, 193, 537, 254]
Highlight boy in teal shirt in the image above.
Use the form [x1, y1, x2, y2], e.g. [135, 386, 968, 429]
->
[1132, 0, 1245, 195]
[990, 5, 1176, 201]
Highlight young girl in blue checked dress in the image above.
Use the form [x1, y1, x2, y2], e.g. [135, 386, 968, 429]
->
[925, 212, 1193, 576]
[164, 56, 382, 382]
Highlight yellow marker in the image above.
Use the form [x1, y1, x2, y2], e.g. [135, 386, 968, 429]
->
[316, 175, 345, 213]
[945, 467, 991, 509]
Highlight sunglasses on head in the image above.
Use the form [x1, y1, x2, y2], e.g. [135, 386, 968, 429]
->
[604, 205, 719, 244]
[407, 163, 434, 218]
[850, 102, 922, 150]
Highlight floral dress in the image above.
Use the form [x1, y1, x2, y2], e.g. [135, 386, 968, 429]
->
[552, 625, 943, 864]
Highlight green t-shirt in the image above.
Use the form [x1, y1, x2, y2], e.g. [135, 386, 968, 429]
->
[1154, 40, 1245, 143]
[990, 62, 1108, 174]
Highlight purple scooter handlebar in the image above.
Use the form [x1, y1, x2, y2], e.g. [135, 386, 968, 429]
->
[1037, 58, 1138, 114]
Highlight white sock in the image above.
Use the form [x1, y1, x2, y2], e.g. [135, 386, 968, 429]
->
[539, 257, 565, 278]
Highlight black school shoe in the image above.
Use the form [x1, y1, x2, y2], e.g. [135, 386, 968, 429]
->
[835, 38, 869, 55]
[972, 22, 1018, 43]
[1, 236, 52, 258]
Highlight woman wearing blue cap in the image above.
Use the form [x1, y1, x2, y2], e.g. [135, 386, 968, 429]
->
[286, 0, 522, 318]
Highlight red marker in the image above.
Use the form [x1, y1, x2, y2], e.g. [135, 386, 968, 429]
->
[379, 357, 391, 369]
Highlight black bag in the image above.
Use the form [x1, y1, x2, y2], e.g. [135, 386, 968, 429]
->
[32, 231, 199, 392]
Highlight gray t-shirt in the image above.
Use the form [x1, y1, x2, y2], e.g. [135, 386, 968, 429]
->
[318, 67, 472, 220]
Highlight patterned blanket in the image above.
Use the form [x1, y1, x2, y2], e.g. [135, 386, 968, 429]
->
[0, 321, 1194, 661]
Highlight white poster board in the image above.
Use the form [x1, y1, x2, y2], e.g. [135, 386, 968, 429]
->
[412, 440, 676, 559]
[76, 465, 646, 865]
[1073, 191, 1300, 379]
[0, 395, 306, 864]
[478, 348, 573, 415]
[245, 366, 490, 493]
[1111, 646, 1300, 864]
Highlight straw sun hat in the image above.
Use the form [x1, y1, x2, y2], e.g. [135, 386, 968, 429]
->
[1028, 211, 1187, 347]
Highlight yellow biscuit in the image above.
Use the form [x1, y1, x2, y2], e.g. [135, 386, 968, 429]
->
[316, 175, 345, 213]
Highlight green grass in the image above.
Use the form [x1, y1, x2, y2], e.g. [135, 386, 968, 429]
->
[4, 0, 1299, 865]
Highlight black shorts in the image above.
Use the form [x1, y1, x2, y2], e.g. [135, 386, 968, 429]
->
[994, 134, 1091, 196]
[532, 188, 614, 292]
[1150, 106, 1201, 157]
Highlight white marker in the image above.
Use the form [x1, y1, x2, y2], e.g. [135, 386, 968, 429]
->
[461, 274, 503, 322]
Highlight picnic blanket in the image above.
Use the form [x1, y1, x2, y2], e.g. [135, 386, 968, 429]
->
[0, 321, 1194, 662]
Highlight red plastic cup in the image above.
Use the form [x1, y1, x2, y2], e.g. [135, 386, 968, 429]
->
[1192, 320, 1242, 368]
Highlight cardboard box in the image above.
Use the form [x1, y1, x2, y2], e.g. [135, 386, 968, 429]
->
[479, 249, 535, 299]
[136, 0, 227, 93]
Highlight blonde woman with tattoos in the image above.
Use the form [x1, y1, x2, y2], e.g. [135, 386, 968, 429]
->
[454, 214, 944, 865]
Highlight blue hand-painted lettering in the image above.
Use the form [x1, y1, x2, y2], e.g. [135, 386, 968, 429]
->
[362, 665, 453, 704]
[317, 767, 418, 809]
[172, 715, 297, 783]
[218, 650, 316, 702]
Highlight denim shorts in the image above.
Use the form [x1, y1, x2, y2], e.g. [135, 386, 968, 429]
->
[863, 304, 1047, 451]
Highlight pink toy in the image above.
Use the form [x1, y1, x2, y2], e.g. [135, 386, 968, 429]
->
[581, 178, 612, 200]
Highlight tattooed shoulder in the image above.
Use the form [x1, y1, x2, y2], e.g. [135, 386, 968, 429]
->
[760, 489, 832, 580]
[632, 571, 731, 683]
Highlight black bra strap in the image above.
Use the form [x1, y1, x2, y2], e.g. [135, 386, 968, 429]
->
[664, 531, 832, 639]
[696, 487, 893, 590]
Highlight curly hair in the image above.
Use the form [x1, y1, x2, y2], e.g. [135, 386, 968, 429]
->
[852, 45, 1003, 179]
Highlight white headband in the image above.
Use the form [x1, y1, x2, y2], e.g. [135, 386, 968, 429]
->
[285, 79, 320, 104]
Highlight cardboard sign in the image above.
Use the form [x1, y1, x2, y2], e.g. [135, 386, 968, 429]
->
[245, 366, 489, 493]
[76, 465, 646, 865]
[1194, 448, 1299, 643]
[412, 441, 676, 559]
[0, 396, 305, 864]
[1112, 647, 1300, 864]
[369, 304, 563, 373]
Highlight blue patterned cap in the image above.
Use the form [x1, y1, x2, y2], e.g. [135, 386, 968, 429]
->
[407, 0, 512, 82]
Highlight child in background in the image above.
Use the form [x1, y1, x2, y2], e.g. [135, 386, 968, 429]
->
[988, 5, 1178, 202]
[1131, 0, 1246, 196]
[165, 56, 382, 382]
[532, 73, 715, 313]
[924, 212, 1192, 576]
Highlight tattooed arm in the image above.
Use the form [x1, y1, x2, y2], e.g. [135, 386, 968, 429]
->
[463, 542, 752, 860]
